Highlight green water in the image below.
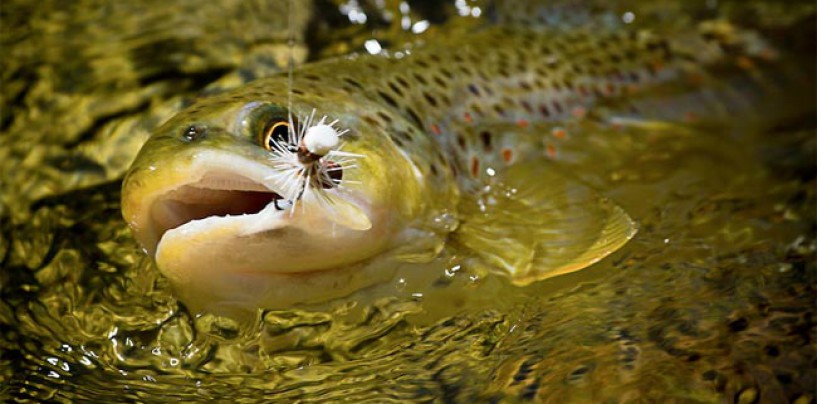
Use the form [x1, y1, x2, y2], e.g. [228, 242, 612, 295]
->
[2, 1, 815, 402]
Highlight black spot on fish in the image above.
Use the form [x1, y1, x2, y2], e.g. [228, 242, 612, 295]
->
[468, 84, 480, 96]
[390, 135, 404, 147]
[456, 134, 466, 149]
[395, 75, 409, 88]
[363, 115, 380, 127]
[388, 81, 403, 96]
[493, 104, 506, 116]
[405, 108, 423, 128]
[479, 130, 493, 152]
[343, 77, 364, 90]
[377, 91, 399, 109]
[413, 72, 429, 86]
[376, 111, 393, 124]
[423, 92, 438, 107]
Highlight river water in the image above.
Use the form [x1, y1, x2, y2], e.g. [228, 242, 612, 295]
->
[1, 1, 815, 402]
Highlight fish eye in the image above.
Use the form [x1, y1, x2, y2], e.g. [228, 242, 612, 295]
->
[260, 120, 291, 151]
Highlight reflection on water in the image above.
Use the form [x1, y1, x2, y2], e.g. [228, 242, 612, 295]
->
[1, 0, 815, 402]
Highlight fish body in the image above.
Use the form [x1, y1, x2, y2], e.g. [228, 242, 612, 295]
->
[122, 19, 812, 310]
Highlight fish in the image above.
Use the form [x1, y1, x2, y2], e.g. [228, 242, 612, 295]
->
[121, 16, 813, 311]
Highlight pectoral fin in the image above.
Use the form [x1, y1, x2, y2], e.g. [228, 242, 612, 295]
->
[452, 159, 636, 286]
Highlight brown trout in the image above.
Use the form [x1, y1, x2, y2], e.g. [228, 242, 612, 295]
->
[122, 18, 812, 310]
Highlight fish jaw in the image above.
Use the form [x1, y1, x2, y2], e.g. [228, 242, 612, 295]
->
[122, 146, 395, 289]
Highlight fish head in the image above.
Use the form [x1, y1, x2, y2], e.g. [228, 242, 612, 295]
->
[122, 86, 429, 308]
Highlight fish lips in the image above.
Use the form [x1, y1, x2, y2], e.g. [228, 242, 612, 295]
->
[122, 149, 385, 284]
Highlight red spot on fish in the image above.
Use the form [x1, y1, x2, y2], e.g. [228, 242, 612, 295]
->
[517, 119, 529, 128]
[606, 83, 616, 95]
[501, 148, 513, 164]
[470, 156, 480, 177]
[571, 107, 587, 118]
[431, 124, 441, 135]
[463, 112, 473, 124]
[546, 143, 557, 158]
[651, 61, 665, 73]
[684, 111, 699, 122]
[552, 128, 567, 138]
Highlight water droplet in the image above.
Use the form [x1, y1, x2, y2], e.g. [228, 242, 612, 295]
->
[364, 39, 383, 55]
[622, 12, 635, 24]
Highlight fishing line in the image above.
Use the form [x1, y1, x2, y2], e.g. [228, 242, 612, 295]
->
[286, 0, 295, 121]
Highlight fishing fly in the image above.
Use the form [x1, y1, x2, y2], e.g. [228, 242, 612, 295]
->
[263, 109, 362, 216]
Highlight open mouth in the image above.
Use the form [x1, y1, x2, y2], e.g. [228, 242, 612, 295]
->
[149, 172, 284, 240]
[124, 149, 373, 258]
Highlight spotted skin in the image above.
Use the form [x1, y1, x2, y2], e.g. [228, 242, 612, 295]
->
[262, 23, 802, 192]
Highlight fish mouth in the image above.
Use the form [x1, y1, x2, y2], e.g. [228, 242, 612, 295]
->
[149, 173, 284, 243]
[125, 149, 381, 280]
[128, 150, 298, 255]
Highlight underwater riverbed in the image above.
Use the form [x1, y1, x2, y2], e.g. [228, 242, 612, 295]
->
[2, 0, 815, 402]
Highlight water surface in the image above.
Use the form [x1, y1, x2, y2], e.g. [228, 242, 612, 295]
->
[1, 1, 815, 402]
